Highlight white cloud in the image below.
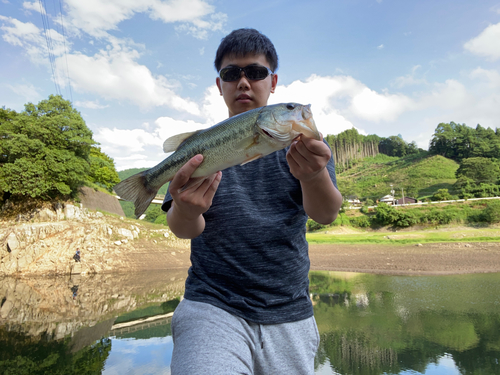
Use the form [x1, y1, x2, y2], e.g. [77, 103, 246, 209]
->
[6, 82, 41, 102]
[0, 15, 201, 113]
[491, 4, 500, 14]
[96, 127, 163, 154]
[417, 79, 469, 110]
[391, 65, 427, 88]
[74, 100, 109, 109]
[463, 22, 500, 60]
[22, 1, 45, 14]
[61, 43, 201, 113]
[350, 87, 414, 122]
[0, 15, 68, 67]
[377, 44, 384, 50]
[63, 0, 226, 39]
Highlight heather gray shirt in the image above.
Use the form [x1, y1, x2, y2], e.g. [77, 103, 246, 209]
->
[162, 145, 337, 324]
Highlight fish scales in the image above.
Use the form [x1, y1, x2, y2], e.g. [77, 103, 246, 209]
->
[144, 107, 261, 189]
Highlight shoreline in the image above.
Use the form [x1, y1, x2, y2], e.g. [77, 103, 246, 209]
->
[308, 242, 500, 276]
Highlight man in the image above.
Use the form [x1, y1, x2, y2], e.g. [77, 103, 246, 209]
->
[163, 28, 342, 374]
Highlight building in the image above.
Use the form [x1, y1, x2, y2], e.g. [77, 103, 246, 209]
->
[395, 197, 418, 205]
[379, 195, 395, 205]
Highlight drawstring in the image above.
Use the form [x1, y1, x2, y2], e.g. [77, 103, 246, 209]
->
[259, 324, 264, 349]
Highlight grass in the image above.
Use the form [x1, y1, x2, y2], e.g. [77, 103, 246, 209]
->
[337, 152, 460, 200]
[306, 226, 500, 245]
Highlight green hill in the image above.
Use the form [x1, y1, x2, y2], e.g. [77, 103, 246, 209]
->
[337, 152, 459, 201]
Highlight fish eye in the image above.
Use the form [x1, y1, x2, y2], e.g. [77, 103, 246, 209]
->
[286, 103, 295, 110]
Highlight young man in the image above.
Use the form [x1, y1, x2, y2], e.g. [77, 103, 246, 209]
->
[162, 28, 342, 374]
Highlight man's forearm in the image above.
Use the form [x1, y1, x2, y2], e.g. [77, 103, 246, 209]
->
[301, 168, 342, 224]
[167, 203, 206, 239]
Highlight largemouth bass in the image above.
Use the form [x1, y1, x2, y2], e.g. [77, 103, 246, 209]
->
[114, 103, 320, 218]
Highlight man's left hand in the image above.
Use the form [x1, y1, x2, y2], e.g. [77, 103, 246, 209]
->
[286, 135, 331, 182]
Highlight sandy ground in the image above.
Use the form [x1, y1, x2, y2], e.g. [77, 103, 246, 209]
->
[122, 240, 500, 276]
[308, 242, 500, 275]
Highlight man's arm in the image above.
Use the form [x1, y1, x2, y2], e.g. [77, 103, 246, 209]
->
[166, 155, 222, 239]
[286, 136, 342, 224]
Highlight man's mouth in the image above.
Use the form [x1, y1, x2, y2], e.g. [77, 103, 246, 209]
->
[236, 94, 251, 102]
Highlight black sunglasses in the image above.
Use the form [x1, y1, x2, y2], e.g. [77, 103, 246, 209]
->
[219, 65, 273, 82]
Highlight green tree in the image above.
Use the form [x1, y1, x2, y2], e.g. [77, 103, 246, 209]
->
[88, 146, 120, 192]
[0, 95, 95, 201]
[482, 200, 500, 223]
[429, 122, 500, 161]
[432, 189, 452, 201]
[455, 157, 500, 185]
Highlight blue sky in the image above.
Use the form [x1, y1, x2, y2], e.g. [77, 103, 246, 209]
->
[1, 0, 499, 170]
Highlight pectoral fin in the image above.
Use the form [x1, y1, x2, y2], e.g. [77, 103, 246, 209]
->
[234, 133, 261, 152]
[240, 154, 263, 166]
[163, 130, 202, 153]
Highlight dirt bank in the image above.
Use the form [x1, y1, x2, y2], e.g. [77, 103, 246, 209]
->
[308, 242, 500, 275]
[113, 241, 500, 276]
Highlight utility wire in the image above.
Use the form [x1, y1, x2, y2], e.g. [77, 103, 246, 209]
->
[38, 0, 61, 96]
[58, 0, 73, 102]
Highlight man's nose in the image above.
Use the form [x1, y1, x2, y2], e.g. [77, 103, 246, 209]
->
[237, 72, 250, 90]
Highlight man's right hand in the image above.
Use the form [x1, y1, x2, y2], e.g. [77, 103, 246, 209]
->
[167, 154, 222, 239]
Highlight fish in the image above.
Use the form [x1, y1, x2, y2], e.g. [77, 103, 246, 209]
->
[113, 102, 320, 218]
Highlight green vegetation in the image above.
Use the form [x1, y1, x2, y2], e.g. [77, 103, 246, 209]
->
[0, 95, 119, 209]
[337, 153, 459, 201]
[429, 122, 500, 161]
[307, 200, 500, 238]
[310, 271, 500, 375]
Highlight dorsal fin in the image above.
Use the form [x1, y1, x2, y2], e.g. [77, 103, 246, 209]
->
[163, 130, 202, 153]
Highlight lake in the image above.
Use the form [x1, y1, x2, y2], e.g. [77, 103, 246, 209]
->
[1, 270, 499, 374]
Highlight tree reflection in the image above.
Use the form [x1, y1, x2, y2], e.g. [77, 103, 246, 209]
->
[0, 331, 111, 375]
[310, 271, 500, 374]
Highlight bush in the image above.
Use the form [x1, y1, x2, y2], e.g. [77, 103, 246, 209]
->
[375, 203, 398, 225]
[432, 189, 452, 201]
[307, 219, 328, 232]
[334, 213, 351, 226]
[154, 214, 168, 226]
[424, 209, 454, 225]
[352, 215, 371, 228]
[482, 200, 500, 223]
[393, 210, 419, 227]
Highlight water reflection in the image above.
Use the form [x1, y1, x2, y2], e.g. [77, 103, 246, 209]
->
[0, 270, 186, 374]
[310, 271, 500, 375]
[0, 271, 499, 374]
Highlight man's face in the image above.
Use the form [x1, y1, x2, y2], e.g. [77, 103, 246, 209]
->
[216, 54, 278, 118]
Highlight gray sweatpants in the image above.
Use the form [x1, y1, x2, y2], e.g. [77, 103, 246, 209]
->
[170, 299, 319, 375]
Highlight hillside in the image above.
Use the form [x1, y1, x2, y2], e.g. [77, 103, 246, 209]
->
[337, 152, 459, 200]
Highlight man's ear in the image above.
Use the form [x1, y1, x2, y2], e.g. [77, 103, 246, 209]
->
[270, 74, 278, 93]
[216, 77, 222, 95]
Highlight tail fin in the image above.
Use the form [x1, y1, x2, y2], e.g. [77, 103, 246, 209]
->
[113, 172, 158, 219]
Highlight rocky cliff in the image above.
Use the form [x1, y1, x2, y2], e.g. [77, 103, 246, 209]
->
[0, 199, 191, 276]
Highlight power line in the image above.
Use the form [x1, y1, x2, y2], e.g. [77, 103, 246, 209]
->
[58, 0, 73, 102]
[38, 0, 61, 96]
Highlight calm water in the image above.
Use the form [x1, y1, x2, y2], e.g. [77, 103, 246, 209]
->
[1, 270, 499, 374]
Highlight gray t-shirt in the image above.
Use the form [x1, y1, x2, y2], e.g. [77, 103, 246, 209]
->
[162, 145, 337, 324]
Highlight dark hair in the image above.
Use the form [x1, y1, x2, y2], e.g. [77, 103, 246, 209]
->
[214, 28, 278, 73]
